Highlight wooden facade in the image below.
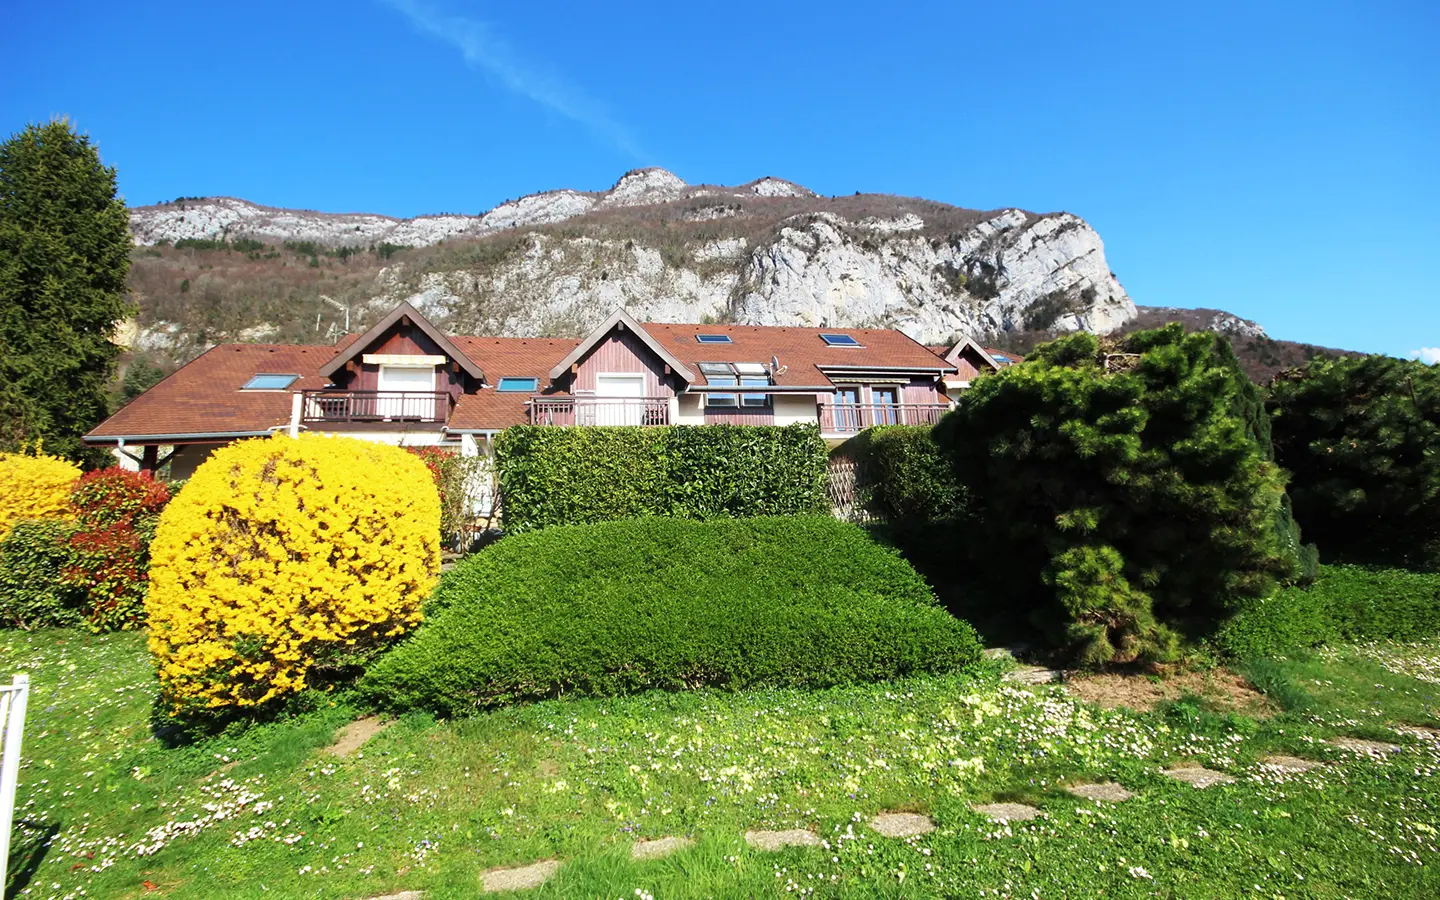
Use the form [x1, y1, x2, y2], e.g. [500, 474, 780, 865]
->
[568, 330, 678, 396]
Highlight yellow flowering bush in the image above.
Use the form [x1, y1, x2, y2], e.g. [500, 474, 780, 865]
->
[146, 435, 441, 713]
[0, 451, 81, 541]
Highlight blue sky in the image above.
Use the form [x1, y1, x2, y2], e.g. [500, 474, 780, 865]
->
[2, 1, 1436, 357]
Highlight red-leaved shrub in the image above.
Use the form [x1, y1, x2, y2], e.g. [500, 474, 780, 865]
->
[61, 523, 148, 631]
[71, 468, 171, 528]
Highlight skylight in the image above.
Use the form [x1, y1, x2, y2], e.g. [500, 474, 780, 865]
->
[497, 377, 539, 392]
[697, 363, 733, 376]
[241, 374, 299, 391]
[819, 333, 861, 347]
[696, 334, 733, 344]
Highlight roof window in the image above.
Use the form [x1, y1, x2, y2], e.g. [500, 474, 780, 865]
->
[696, 334, 733, 344]
[819, 333, 861, 347]
[241, 374, 299, 391]
[497, 377, 539, 392]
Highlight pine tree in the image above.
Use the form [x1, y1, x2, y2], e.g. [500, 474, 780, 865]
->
[0, 120, 133, 461]
[1269, 355, 1440, 571]
[934, 325, 1294, 665]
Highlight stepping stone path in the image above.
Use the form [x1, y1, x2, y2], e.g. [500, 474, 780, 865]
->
[870, 812, 937, 836]
[481, 860, 560, 893]
[325, 716, 392, 758]
[1004, 666, 1063, 685]
[1326, 737, 1403, 756]
[1163, 766, 1236, 788]
[1392, 724, 1440, 741]
[1067, 782, 1134, 802]
[1260, 755, 1324, 773]
[972, 802, 1042, 822]
[631, 836, 693, 860]
[744, 829, 823, 850]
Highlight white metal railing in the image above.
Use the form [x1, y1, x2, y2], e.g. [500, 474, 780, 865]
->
[0, 674, 31, 890]
[529, 397, 671, 427]
[819, 402, 950, 434]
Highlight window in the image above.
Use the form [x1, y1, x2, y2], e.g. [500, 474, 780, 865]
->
[241, 373, 298, 391]
[697, 362, 732, 375]
[696, 334, 733, 344]
[497, 377, 539, 392]
[873, 386, 899, 424]
[707, 375, 738, 407]
[819, 333, 861, 347]
[992, 353, 1010, 364]
[741, 375, 770, 408]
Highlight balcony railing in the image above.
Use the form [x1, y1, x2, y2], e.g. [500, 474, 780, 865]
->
[301, 390, 452, 424]
[819, 402, 950, 434]
[529, 396, 670, 426]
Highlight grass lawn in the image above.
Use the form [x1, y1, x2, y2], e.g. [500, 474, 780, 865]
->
[6, 631, 1440, 899]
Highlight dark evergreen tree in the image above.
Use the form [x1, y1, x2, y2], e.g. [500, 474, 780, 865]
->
[1269, 355, 1440, 571]
[0, 120, 133, 461]
[934, 325, 1295, 666]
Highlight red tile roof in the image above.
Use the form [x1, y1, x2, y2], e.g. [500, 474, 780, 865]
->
[87, 344, 336, 441]
[644, 323, 951, 387]
[87, 319, 957, 440]
[449, 336, 580, 431]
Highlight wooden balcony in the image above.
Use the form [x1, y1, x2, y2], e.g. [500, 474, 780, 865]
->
[819, 402, 950, 434]
[529, 396, 670, 426]
[301, 390, 452, 424]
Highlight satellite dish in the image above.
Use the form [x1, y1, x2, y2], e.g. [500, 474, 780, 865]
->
[770, 355, 788, 376]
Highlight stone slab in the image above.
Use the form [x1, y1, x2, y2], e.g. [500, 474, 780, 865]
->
[744, 829, 822, 850]
[481, 860, 560, 893]
[1327, 737, 1403, 756]
[325, 716, 392, 758]
[1004, 666, 1062, 685]
[870, 812, 937, 836]
[1163, 766, 1236, 788]
[1260, 755, 1324, 773]
[1066, 782, 1134, 802]
[971, 802, 1043, 822]
[1392, 724, 1440, 741]
[631, 836, 694, 860]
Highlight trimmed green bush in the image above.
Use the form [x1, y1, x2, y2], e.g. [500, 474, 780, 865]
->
[362, 516, 983, 715]
[840, 426, 967, 524]
[1218, 564, 1440, 658]
[495, 424, 828, 532]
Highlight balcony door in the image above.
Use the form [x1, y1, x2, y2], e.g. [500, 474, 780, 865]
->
[595, 373, 645, 425]
[377, 364, 436, 419]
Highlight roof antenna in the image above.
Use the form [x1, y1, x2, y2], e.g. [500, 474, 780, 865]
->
[320, 295, 350, 333]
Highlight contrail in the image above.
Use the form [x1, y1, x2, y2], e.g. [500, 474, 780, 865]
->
[380, 0, 647, 159]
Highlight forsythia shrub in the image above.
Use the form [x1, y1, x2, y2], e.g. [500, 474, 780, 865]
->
[0, 451, 81, 541]
[146, 435, 441, 714]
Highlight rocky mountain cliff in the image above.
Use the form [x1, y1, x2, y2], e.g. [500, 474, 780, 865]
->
[125, 169, 1136, 361]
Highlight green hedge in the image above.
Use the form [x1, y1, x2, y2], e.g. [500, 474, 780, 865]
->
[361, 516, 983, 716]
[839, 425, 966, 524]
[1218, 564, 1440, 658]
[0, 520, 83, 629]
[494, 424, 828, 532]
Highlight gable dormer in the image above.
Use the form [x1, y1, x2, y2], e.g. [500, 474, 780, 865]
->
[319, 302, 485, 395]
[546, 309, 696, 395]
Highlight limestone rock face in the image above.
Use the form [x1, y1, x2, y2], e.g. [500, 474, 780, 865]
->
[128, 169, 1137, 351]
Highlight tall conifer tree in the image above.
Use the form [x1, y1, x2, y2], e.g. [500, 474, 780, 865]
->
[0, 119, 133, 460]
